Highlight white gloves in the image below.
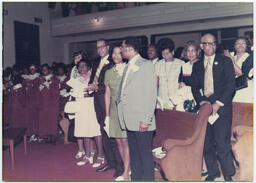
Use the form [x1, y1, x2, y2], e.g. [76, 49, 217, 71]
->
[103, 116, 110, 137]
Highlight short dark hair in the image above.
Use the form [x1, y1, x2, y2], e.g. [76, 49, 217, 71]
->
[123, 36, 140, 52]
[76, 59, 92, 70]
[72, 51, 84, 58]
[97, 38, 108, 46]
[244, 31, 253, 39]
[156, 38, 175, 54]
[41, 63, 50, 70]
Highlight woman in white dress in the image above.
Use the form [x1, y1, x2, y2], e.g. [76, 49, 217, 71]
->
[226, 37, 252, 103]
[68, 60, 104, 166]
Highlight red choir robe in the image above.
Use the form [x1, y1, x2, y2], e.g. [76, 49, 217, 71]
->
[3, 82, 12, 125]
[57, 75, 70, 112]
[37, 74, 60, 137]
[10, 83, 27, 128]
[23, 73, 40, 136]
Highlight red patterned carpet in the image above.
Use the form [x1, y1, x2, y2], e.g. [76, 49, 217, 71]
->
[2, 140, 116, 182]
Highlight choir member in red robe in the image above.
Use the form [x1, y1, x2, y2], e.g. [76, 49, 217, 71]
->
[37, 64, 60, 144]
[22, 64, 40, 140]
[3, 80, 12, 126]
[10, 75, 27, 128]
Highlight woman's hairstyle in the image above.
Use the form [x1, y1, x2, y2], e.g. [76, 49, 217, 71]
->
[174, 47, 185, 59]
[72, 51, 85, 59]
[76, 59, 92, 70]
[107, 42, 122, 64]
[156, 38, 175, 59]
[234, 37, 250, 53]
[184, 40, 201, 59]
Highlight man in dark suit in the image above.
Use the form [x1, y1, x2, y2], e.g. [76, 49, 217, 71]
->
[88, 39, 123, 178]
[191, 33, 236, 181]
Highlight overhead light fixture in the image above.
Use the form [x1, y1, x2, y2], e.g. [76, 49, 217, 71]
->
[94, 17, 99, 23]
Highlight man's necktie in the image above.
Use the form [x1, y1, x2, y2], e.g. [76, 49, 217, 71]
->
[94, 60, 107, 84]
[204, 58, 214, 97]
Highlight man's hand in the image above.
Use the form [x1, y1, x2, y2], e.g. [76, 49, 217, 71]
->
[212, 103, 220, 115]
[139, 121, 149, 132]
[87, 84, 98, 91]
[200, 101, 211, 106]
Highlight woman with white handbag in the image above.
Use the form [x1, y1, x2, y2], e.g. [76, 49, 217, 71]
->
[65, 59, 104, 166]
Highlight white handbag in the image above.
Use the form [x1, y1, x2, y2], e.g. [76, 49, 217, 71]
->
[64, 96, 81, 113]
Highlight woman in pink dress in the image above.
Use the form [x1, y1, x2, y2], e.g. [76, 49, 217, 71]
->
[67, 59, 103, 166]
[37, 64, 60, 144]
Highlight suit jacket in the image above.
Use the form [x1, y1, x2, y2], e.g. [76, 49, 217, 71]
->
[117, 55, 157, 131]
[89, 57, 113, 125]
[191, 54, 235, 116]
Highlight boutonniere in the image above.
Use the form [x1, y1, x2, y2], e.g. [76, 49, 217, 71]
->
[214, 61, 218, 65]
[130, 64, 140, 72]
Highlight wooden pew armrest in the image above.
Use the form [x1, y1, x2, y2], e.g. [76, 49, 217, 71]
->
[163, 138, 190, 151]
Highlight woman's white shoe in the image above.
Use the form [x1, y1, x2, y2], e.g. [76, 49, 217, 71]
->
[115, 176, 124, 181]
[76, 155, 93, 166]
[92, 156, 105, 168]
[75, 151, 85, 159]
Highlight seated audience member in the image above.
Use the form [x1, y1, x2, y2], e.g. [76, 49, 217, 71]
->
[67, 60, 104, 167]
[155, 38, 184, 110]
[174, 46, 186, 61]
[38, 64, 60, 144]
[56, 63, 71, 144]
[147, 44, 159, 64]
[175, 41, 200, 112]
[23, 64, 40, 142]
[244, 31, 253, 52]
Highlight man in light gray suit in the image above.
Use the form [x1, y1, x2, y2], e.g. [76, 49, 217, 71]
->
[116, 37, 157, 181]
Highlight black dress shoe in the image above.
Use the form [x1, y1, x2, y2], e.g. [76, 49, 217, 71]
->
[201, 171, 208, 177]
[96, 164, 115, 172]
[205, 172, 220, 181]
[224, 175, 232, 181]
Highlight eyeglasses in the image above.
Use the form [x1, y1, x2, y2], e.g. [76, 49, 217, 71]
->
[97, 45, 106, 49]
[235, 42, 246, 46]
[201, 42, 216, 46]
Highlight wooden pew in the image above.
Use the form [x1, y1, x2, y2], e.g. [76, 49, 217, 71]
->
[153, 102, 253, 181]
[153, 104, 212, 181]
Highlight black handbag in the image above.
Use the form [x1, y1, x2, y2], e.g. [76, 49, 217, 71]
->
[235, 75, 248, 91]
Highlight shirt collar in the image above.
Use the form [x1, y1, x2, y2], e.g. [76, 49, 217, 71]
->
[101, 54, 109, 64]
[204, 54, 215, 67]
[128, 54, 140, 65]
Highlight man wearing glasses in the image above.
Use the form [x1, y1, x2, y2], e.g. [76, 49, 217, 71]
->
[88, 39, 123, 177]
[191, 33, 236, 181]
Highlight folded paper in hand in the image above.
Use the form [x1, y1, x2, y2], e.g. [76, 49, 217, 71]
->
[208, 113, 219, 125]
[103, 117, 110, 137]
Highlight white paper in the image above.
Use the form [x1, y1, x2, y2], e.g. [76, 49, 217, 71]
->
[208, 113, 219, 125]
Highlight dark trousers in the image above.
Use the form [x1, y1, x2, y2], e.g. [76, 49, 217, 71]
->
[203, 114, 235, 177]
[94, 94, 122, 169]
[127, 130, 155, 181]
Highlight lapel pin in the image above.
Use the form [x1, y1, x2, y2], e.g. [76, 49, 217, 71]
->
[214, 61, 218, 65]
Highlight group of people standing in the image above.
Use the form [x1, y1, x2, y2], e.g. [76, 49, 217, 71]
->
[3, 30, 253, 181]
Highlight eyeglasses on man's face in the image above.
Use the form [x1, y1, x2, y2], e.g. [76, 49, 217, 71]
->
[201, 42, 216, 46]
[97, 45, 107, 50]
